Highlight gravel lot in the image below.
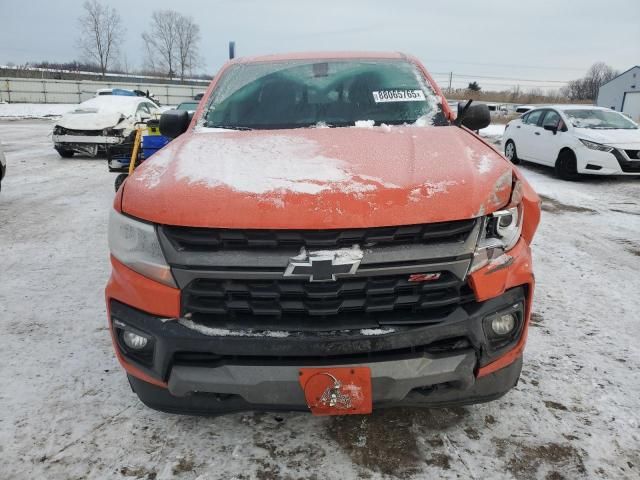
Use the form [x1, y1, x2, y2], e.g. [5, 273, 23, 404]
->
[1, 119, 639, 480]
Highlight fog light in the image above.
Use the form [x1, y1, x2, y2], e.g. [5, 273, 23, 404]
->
[122, 331, 149, 350]
[491, 313, 516, 335]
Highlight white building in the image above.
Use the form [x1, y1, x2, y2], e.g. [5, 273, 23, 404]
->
[597, 66, 640, 121]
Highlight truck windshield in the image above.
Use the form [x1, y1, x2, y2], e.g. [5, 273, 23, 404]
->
[564, 109, 638, 130]
[200, 60, 445, 130]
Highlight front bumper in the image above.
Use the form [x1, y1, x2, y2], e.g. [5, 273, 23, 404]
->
[128, 356, 522, 415]
[109, 285, 528, 414]
[52, 134, 123, 144]
[577, 147, 640, 175]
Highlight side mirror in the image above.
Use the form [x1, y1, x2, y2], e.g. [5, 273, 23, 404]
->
[457, 102, 491, 130]
[160, 109, 190, 138]
[543, 124, 558, 134]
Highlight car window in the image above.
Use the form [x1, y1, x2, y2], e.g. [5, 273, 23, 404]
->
[145, 102, 158, 112]
[542, 110, 561, 128]
[524, 110, 543, 126]
[201, 59, 445, 129]
[562, 109, 638, 130]
[137, 103, 151, 115]
[177, 102, 199, 111]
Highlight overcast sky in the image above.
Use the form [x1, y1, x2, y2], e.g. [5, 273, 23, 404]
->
[0, 0, 638, 90]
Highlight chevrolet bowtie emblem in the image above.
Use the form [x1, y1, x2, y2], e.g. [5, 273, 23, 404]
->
[284, 247, 363, 282]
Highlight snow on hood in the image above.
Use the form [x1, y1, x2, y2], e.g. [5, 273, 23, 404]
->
[56, 111, 126, 131]
[123, 125, 514, 229]
[55, 96, 144, 130]
[142, 134, 397, 196]
[574, 127, 640, 147]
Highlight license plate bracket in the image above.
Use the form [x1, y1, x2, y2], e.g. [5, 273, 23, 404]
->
[299, 366, 372, 416]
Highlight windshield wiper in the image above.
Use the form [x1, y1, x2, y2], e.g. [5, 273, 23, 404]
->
[205, 124, 253, 131]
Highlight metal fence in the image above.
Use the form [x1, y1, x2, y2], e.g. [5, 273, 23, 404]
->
[0, 77, 209, 105]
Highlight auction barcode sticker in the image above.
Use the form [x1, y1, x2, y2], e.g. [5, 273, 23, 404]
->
[372, 90, 426, 103]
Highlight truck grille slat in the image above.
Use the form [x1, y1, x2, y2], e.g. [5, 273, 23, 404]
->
[164, 219, 477, 252]
[182, 273, 471, 328]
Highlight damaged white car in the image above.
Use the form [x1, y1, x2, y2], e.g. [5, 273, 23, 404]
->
[52, 96, 160, 157]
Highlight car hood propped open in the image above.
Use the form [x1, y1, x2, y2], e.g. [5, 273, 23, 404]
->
[122, 126, 514, 229]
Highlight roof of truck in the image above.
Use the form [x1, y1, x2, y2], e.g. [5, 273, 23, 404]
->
[230, 51, 409, 64]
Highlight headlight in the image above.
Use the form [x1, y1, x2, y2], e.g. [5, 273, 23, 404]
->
[108, 210, 176, 287]
[470, 203, 523, 273]
[579, 139, 613, 152]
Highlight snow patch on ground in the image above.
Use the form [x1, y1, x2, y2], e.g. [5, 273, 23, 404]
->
[479, 123, 506, 138]
[0, 103, 77, 118]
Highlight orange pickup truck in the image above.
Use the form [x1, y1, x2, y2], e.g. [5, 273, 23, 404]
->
[106, 52, 540, 415]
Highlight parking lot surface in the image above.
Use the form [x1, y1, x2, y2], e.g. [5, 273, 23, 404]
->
[1, 119, 639, 479]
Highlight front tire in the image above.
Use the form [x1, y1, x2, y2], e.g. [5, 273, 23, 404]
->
[55, 147, 74, 158]
[555, 150, 580, 181]
[114, 173, 128, 192]
[504, 140, 520, 165]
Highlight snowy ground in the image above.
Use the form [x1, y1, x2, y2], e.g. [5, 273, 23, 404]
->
[1, 119, 639, 480]
[0, 103, 77, 119]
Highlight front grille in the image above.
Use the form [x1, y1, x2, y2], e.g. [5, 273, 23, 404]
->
[163, 219, 477, 252]
[55, 126, 103, 136]
[624, 149, 640, 160]
[613, 149, 640, 172]
[182, 272, 473, 330]
[172, 337, 472, 367]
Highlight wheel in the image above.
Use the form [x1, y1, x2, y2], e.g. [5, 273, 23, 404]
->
[55, 147, 74, 158]
[555, 150, 580, 181]
[504, 140, 520, 165]
[114, 173, 128, 192]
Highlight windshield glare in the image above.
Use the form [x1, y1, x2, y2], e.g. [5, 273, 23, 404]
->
[200, 60, 444, 130]
[564, 109, 638, 130]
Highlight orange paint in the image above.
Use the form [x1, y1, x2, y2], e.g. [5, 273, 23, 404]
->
[105, 256, 180, 386]
[299, 366, 372, 415]
[106, 52, 542, 391]
[105, 256, 180, 318]
[470, 240, 537, 377]
[123, 127, 515, 229]
[106, 304, 168, 388]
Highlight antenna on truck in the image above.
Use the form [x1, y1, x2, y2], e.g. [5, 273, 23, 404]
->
[229, 41, 236, 60]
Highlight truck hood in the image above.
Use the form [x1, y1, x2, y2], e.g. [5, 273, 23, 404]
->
[122, 126, 514, 229]
[576, 127, 640, 148]
[56, 110, 127, 131]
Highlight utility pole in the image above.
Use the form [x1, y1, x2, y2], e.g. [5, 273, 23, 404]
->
[448, 72, 453, 94]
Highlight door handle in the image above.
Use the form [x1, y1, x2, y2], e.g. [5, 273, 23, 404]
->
[535, 132, 541, 135]
[516, 126, 521, 128]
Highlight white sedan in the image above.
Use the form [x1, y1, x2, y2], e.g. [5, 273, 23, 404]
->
[503, 105, 640, 179]
[52, 96, 160, 158]
[0, 139, 6, 191]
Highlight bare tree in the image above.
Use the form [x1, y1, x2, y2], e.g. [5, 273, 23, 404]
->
[142, 10, 178, 78]
[142, 10, 201, 80]
[563, 62, 618, 101]
[175, 15, 201, 80]
[77, 0, 124, 77]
